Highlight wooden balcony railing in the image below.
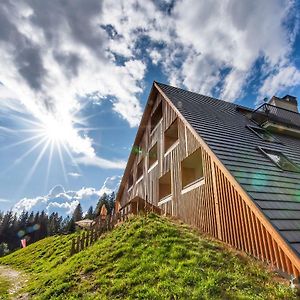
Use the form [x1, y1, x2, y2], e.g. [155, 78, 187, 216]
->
[251, 103, 300, 129]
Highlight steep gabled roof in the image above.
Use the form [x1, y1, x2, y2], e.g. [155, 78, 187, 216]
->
[156, 82, 300, 258]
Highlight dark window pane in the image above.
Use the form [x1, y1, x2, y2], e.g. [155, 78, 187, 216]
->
[247, 126, 278, 143]
[260, 148, 299, 172]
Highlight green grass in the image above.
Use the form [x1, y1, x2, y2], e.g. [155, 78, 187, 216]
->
[0, 275, 10, 300]
[0, 214, 297, 299]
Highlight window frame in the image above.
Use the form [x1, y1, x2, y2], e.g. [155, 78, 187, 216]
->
[150, 101, 163, 132]
[136, 158, 144, 181]
[181, 148, 204, 190]
[148, 142, 158, 170]
[128, 173, 134, 190]
[247, 125, 281, 144]
[158, 170, 172, 202]
[164, 118, 179, 154]
[258, 146, 300, 172]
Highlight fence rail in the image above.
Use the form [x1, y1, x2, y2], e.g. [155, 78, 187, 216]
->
[70, 212, 131, 255]
[70, 216, 115, 255]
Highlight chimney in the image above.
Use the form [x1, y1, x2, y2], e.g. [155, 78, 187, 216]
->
[268, 95, 298, 113]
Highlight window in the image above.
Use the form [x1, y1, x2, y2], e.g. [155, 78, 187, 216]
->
[159, 171, 171, 200]
[137, 159, 144, 180]
[247, 125, 279, 143]
[181, 148, 203, 189]
[164, 119, 179, 153]
[148, 143, 158, 169]
[151, 101, 163, 131]
[259, 147, 300, 172]
[128, 173, 133, 189]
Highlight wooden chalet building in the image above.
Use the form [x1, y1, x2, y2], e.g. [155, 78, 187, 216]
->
[115, 81, 300, 278]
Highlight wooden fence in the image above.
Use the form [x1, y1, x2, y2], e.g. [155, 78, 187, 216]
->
[70, 215, 118, 255]
[70, 208, 159, 255]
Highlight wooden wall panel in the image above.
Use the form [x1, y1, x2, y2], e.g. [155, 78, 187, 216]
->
[214, 162, 300, 276]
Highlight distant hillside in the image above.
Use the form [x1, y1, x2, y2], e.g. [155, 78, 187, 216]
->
[0, 214, 297, 299]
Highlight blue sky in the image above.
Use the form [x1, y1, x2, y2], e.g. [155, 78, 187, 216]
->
[0, 0, 300, 214]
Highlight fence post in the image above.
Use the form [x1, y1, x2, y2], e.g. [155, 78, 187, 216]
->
[85, 230, 90, 247]
[70, 238, 76, 256]
[80, 231, 85, 251]
[90, 228, 94, 244]
[76, 235, 80, 253]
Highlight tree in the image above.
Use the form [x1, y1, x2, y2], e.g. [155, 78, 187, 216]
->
[0, 243, 9, 257]
[95, 192, 116, 218]
[84, 206, 94, 220]
[66, 217, 76, 233]
[73, 203, 83, 222]
[95, 193, 108, 217]
[48, 212, 61, 236]
[107, 192, 116, 215]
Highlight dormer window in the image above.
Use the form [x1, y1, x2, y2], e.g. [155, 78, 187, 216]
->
[247, 125, 280, 143]
[148, 143, 158, 169]
[151, 101, 163, 132]
[164, 119, 179, 153]
[259, 147, 300, 172]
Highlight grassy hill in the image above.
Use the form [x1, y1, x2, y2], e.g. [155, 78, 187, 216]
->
[0, 214, 297, 299]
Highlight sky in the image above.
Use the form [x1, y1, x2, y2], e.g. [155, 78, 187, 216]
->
[0, 0, 300, 215]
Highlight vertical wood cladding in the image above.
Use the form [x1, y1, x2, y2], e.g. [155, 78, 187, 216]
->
[117, 90, 300, 277]
[214, 163, 300, 276]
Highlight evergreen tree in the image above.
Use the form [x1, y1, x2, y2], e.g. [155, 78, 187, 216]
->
[95, 192, 116, 218]
[0, 211, 14, 248]
[73, 203, 83, 222]
[67, 217, 76, 233]
[84, 206, 94, 220]
[107, 192, 116, 215]
[95, 193, 108, 217]
[0, 243, 9, 256]
[48, 213, 61, 236]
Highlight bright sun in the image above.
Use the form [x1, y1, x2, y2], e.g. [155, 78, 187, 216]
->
[41, 116, 69, 143]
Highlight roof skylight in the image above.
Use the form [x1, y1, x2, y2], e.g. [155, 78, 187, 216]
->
[259, 147, 299, 172]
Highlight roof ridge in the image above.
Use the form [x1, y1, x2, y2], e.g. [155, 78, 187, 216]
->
[155, 81, 252, 111]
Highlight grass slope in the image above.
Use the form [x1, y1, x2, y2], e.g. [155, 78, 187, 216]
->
[0, 214, 297, 299]
[0, 275, 9, 299]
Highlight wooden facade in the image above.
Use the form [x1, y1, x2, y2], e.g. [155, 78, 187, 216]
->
[116, 82, 300, 278]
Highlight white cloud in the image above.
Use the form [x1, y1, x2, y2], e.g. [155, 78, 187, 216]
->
[75, 155, 126, 169]
[98, 0, 299, 102]
[165, 0, 296, 101]
[0, 0, 299, 150]
[13, 176, 121, 216]
[259, 65, 300, 98]
[99, 175, 121, 194]
[149, 49, 162, 65]
[0, 1, 145, 163]
[68, 172, 82, 178]
[0, 198, 10, 203]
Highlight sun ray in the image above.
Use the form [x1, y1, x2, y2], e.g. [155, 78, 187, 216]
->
[56, 141, 69, 186]
[13, 114, 43, 128]
[61, 142, 82, 174]
[0, 136, 48, 177]
[17, 139, 51, 197]
[1, 133, 45, 150]
[44, 140, 54, 194]
[13, 136, 48, 165]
